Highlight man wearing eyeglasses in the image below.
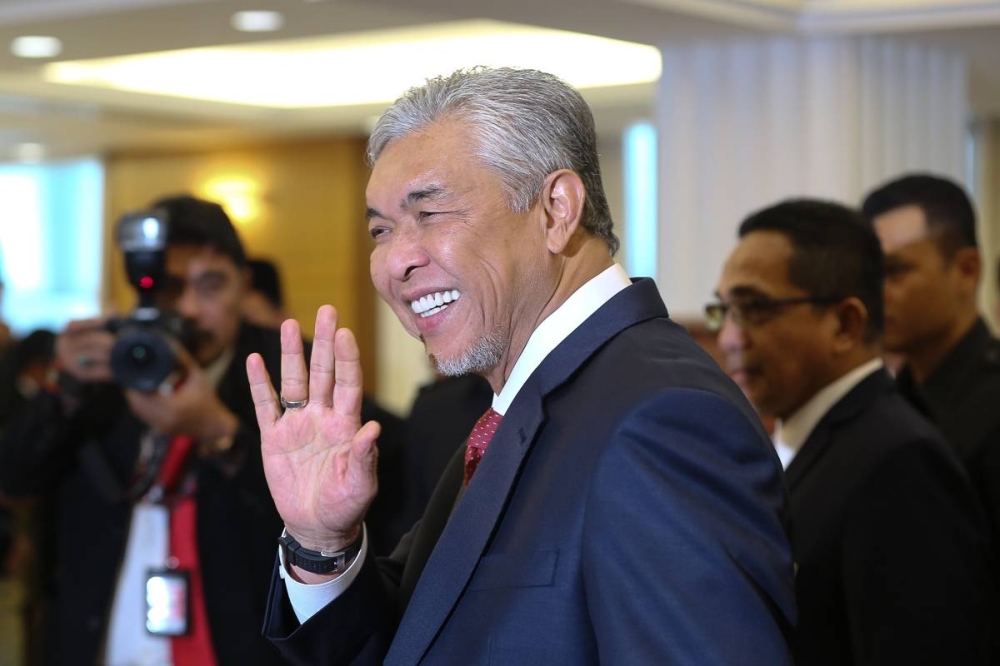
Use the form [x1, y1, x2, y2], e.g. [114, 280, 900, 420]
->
[711, 199, 992, 665]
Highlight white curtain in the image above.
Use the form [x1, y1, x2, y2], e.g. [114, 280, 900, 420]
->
[655, 36, 967, 318]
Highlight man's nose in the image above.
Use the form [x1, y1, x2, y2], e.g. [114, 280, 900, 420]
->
[174, 286, 199, 319]
[717, 312, 750, 354]
[384, 227, 430, 281]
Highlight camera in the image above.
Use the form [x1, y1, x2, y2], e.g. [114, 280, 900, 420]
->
[107, 209, 195, 393]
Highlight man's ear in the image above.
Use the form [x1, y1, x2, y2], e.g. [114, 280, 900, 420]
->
[539, 169, 586, 255]
[952, 246, 981, 296]
[831, 297, 869, 354]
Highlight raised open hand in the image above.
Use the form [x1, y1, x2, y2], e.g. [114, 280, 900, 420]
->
[246, 305, 380, 554]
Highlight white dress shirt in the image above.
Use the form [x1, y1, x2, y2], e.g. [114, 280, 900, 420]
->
[283, 263, 632, 623]
[772, 358, 883, 469]
[104, 348, 234, 666]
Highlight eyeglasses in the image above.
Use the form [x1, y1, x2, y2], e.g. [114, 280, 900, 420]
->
[704, 296, 844, 331]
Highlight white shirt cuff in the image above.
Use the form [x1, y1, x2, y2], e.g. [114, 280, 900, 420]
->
[278, 525, 368, 625]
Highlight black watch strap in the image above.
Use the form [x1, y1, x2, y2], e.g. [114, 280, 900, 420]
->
[278, 527, 364, 574]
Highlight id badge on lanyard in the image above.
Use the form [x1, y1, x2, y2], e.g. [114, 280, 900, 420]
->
[145, 567, 191, 636]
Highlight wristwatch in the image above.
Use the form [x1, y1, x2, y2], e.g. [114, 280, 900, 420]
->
[278, 527, 364, 574]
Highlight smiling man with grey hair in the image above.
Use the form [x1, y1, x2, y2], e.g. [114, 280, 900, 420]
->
[250, 67, 796, 665]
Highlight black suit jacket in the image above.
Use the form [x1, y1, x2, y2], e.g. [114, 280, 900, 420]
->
[398, 374, 493, 531]
[265, 279, 797, 665]
[786, 369, 993, 665]
[0, 322, 288, 665]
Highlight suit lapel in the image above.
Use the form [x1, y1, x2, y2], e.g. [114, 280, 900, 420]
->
[785, 370, 891, 491]
[385, 279, 668, 665]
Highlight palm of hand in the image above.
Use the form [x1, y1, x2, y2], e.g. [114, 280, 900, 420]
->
[262, 406, 374, 545]
[249, 305, 379, 551]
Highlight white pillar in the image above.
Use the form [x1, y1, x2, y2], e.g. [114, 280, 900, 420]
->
[655, 36, 968, 318]
[970, 119, 1000, 332]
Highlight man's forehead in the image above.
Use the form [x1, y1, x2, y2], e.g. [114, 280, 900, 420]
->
[872, 205, 929, 253]
[165, 244, 237, 273]
[719, 232, 794, 293]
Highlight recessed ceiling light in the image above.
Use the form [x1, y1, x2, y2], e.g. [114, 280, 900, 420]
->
[10, 35, 63, 59]
[13, 143, 45, 163]
[231, 10, 284, 32]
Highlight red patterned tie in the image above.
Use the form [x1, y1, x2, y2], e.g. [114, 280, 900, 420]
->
[463, 408, 502, 487]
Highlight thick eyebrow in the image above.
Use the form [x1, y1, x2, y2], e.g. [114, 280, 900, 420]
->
[405, 185, 448, 206]
[727, 285, 770, 300]
[191, 269, 229, 287]
[366, 185, 450, 223]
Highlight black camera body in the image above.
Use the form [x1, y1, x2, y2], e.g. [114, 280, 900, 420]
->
[107, 209, 194, 393]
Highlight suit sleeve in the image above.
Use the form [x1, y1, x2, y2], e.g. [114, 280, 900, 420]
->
[841, 443, 993, 664]
[582, 388, 795, 666]
[0, 385, 121, 497]
[262, 525, 415, 665]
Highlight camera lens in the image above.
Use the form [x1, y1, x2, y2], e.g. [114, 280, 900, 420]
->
[130, 344, 152, 365]
[110, 327, 177, 392]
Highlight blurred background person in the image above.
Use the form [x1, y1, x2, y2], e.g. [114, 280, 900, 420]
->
[243, 258, 290, 329]
[398, 372, 493, 533]
[862, 174, 999, 462]
[0, 280, 34, 666]
[0, 195, 288, 666]
[0, 330, 56, 427]
[713, 198, 993, 665]
[0, 329, 56, 666]
[862, 174, 1000, 574]
[0, 277, 13, 356]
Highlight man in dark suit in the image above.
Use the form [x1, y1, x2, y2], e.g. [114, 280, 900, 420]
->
[861, 175, 1000, 550]
[398, 373, 493, 528]
[713, 199, 993, 664]
[247, 67, 796, 664]
[0, 196, 287, 665]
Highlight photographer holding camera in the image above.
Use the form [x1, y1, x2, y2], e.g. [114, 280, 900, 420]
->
[0, 195, 287, 665]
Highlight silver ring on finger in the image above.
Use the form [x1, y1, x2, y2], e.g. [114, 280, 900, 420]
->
[280, 395, 309, 411]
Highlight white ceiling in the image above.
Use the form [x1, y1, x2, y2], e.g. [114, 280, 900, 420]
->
[0, 0, 998, 161]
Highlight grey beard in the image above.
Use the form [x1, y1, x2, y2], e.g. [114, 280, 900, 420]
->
[432, 329, 505, 377]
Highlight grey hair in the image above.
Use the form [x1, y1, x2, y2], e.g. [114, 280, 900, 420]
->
[367, 67, 619, 256]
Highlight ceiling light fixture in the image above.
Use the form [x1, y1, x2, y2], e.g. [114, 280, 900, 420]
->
[44, 21, 661, 109]
[231, 10, 285, 32]
[11, 35, 63, 59]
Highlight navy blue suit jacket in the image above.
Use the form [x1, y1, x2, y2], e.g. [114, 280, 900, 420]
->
[265, 279, 796, 665]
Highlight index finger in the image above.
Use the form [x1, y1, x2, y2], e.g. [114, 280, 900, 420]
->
[332, 327, 364, 420]
[62, 317, 110, 337]
[247, 352, 280, 427]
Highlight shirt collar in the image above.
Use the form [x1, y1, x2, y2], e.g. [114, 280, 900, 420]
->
[772, 357, 883, 469]
[492, 263, 631, 415]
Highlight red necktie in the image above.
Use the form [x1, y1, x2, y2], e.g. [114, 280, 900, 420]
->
[158, 435, 217, 666]
[464, 408, 503, 487]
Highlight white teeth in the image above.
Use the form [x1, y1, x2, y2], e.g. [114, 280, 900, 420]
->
[410, 290, 460, 316]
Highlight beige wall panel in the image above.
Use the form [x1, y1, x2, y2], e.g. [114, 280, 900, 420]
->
[103, 136, 379, 389]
